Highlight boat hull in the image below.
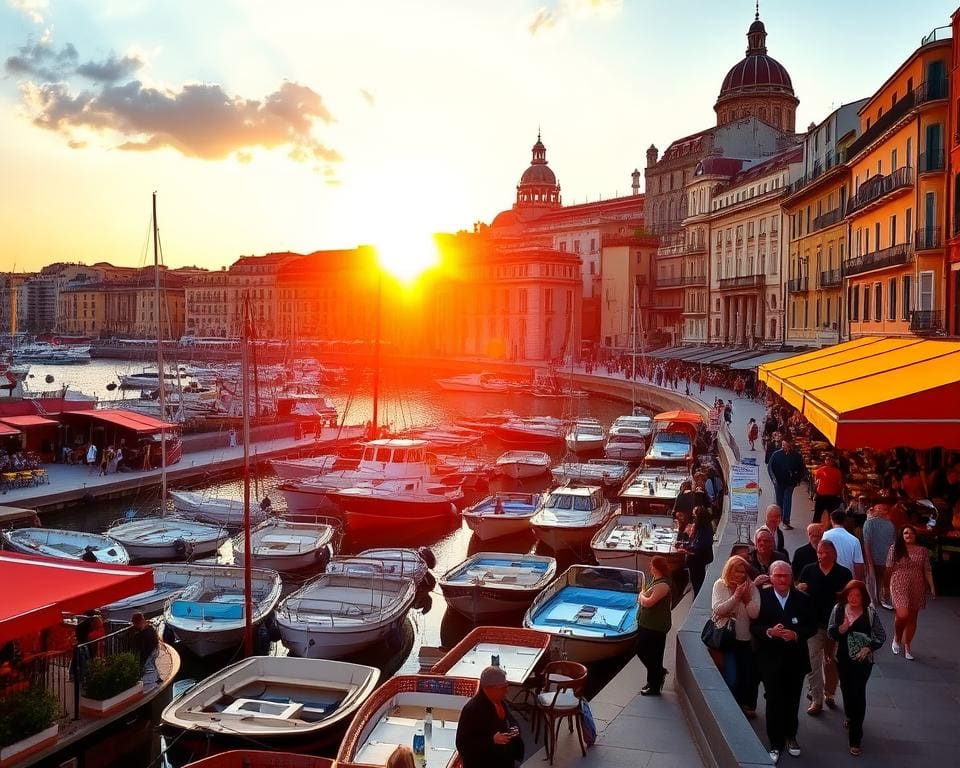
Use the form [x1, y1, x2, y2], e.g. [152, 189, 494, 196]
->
[530, 521, 605, 552]
[441, 583, 542, 621]
[462, 514, 533, 541]
[278, 617, 406, 660]
[498, 462, 547, 479]
[336, 496, 457, 531]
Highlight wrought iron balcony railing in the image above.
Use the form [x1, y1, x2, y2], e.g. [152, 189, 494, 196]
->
[846, 166, 914, 216]
[818, 268, 842, 288]
[914, 227, 942, 251]
[844, 243, 912, 277]
[909, 309, 944, 333]
[718, 274, 765, 289]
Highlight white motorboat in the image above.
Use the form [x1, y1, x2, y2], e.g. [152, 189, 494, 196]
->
[530, 484, 616, 552]
[434, 372, 510, 392]
[169, 490, 271, 528]
[550, 459, 631, 491]
[492, 416, 566, 446]
[270, 454, 349, 481]
[395, 424, 483, 450]
[461, 491, 539, 541]
[524, 565, 643, 664]
[608, 414, 654, 437]
[618, 466, 690, 516]
[276, 560, 416, 659]
[119, 369, 183, 390]
[1, 527, 129, 564]
[495, 450, 551, 479]
[327, 478, 462, 533]
[603, 424, 649, 462]
[105, 515, 228, 562]
[161, 656, 379, 750]
[564, 419, 606, 454]
[164, 564, 283, 657]
[234, 518, 338, 573]
[100, 562, 204, 622]
[325, 547, 434, 587]
[645, 410, 702, 467]
[336, 675, 478, 768]
[439, 552, 557, 621]
[590, 513, 685, 573]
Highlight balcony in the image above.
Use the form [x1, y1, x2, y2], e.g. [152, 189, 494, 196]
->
[718, 274, 765, 290]
[918, 150, 945, 174]
[914, 76, 949, 106]
[914, 227, 943, 251]
[811, 207, 843, 232]
[786, 276, 809, 293]
[655, 276, 686, 288]
[844, 243, 913, 277]
[684, 241, 707, 254]
[845, 89, 916, 159]
[785, 150, 848, 196]
[909, 309, 944, 333]
[818, 268, 842, 288]
[846, 166, 914, 216]
[681, 273, 707, 286]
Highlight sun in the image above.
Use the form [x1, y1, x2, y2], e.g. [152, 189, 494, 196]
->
[375, 229, 440, 284]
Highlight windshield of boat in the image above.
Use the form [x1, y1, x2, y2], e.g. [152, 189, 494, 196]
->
[548, 492, 595, 511]
[653, 432, 691, 445]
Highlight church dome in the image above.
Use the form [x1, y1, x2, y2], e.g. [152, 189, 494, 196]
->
[520, 163, 557, 186]
[719, 53, 794, 98]
[514, 132, 561, 210]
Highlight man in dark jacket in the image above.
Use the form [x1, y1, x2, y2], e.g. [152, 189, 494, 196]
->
[768, 437, 806, 529]
[751, 561, 816, 764]
[456, 666, 524, 768]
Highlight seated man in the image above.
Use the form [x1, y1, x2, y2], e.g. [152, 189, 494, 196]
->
[456, 666, 524, 768]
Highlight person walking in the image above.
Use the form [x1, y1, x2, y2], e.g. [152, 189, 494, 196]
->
[228, 427, 238, 448]
[862, 501, 896, 609]
[711, 555, 761, 716]
[723, 400, 733, 426]
[682, 506, 714, 597]
[885, 525, 935, 660]
[828, 580, 886, 756]
[796, 540, 851, 715]
[751, 561, 816, 764]
[768, 437, 805, 529]
[86, 442, 98, 474]
[822, 508, 865, 579]
[746, 418, 759, 451]
[813, 455, 845, 526]
[636, 556, 672, 696]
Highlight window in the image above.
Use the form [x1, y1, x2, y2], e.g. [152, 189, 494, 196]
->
[863, 284, 871, 322]
[891, 148, 898, 171]
[906, 137, 913, 168]
[559, 242, 567, 252]
[874, 283, 882, 322]
[919, 270, 935, 312]
[875, 222, 881, 250]
[573, 241, 581, 254]
[850, 285, 859, 321]
[906, 208, 912, 239]
[888, 277, 898, 319]
[590, 238, 596, 252]
[902, 274, 912, 320]
[890, 215, 897, 247]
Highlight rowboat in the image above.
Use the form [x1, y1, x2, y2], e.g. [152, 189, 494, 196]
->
[325, 547, 435, 587]
[1, 527, 129, 565]
[169, 490, 270, 528]
[438, 552, 556, 621]
[495, 450, 551, 479]
[460, 492, 539, 541]
[431, 626, 551, 685]
[105, 516, 228, 562]
[100, 562, 203, 622]
[233, 518, 337, 573]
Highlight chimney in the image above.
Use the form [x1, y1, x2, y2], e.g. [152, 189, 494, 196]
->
[646, 144, 659, 167]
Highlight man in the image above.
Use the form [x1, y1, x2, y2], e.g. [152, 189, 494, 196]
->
[751, 561, 816, 764]
[746, 528, 789, 587]
[456, 666, 524, 768]
[796, 540, 851, 715]
[791, 524, 824, 581]
[768, 437, 805, 529]
[763, 504, 790, 561]
[813, 455, 845, 526]
[822, 508, 865, 579]
[131, 612, 160, 684]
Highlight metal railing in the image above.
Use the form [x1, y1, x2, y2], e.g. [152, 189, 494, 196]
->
[811, 207, 843, 232]
[914, 227, 942, 250]
[654, 276, 686, 288]
[844, 243, 912, 276]
[819, 268, 842, 288]
[846, 90, 916, 158]
[685, 241, 707, 254]
[786, 276, 809, 292]
[909, 309, 944, 333]
[914, 77, 949, 105]
[786, 150, 848, 195]
[846, 166, 914, 216]
[918, 150, 945, 173]
[718, 275, 765, 289]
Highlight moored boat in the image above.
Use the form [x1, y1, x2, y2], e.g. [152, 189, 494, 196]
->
[328, 479, 462, 532]
[105, 515, 228, 562]
[1, 527, 129, 564]
[439, 552, 557, 621]
[495, 450, 551, 479]
[434, 372, 511, 392]
[170, 490, 271, 528]
[100, 562, 204, 622]
[183, 752, 333, 768]
[234, 518, 337, 572]
[564, 419, 605, 454]
[549, 458, 631, 493]
[325, 547, 435, 587]
[618, 466, 690, 516]
[430, 626, 551, 684]
[645, 410, 702, 467]
[461, 491, 539, 541]
[491, 416, 565, 446]
[523, 564, 643, 664]
[529, 484, 616, 552]
[590, 513, 685, 573]
[603, 424, 649, 462]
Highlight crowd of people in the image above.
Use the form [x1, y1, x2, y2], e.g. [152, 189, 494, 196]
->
[0, 448, 42, 473]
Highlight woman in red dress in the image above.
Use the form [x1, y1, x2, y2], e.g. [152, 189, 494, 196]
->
[885, 526, 935, 660]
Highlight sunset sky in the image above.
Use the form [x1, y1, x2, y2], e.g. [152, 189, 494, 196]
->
[0, 0, 952, 273]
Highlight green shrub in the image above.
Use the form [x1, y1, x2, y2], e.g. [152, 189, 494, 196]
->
[0, 686, 59, 747]
[82, 652, 141, 701]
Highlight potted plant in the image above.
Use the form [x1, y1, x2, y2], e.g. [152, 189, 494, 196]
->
[79, 652, 143, 716]
[0, 686, 59, 765]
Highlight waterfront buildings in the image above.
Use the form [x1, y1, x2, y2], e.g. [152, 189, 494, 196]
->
[947, 9, 960, 336]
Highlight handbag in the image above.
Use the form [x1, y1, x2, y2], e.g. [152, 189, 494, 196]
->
[847, 630, 873, 662]
[701, 616, 736, 651]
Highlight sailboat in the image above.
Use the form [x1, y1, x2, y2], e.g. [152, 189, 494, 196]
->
[106, 194, 228, 562]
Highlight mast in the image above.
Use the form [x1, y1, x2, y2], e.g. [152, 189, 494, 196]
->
[370, 272, 382, 438]
[241, 295, 254, 657]
[631, 279, 638, 409]
[153, 192, 167, 503]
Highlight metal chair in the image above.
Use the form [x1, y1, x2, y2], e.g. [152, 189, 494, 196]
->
[533, 660, 588, 764]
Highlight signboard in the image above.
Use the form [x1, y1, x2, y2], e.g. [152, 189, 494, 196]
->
[729, 462, 761, 525]
[707, 407, 722, 434]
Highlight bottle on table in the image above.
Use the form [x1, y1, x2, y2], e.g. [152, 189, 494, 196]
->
[424, 707, 433, 754]
[412, 727, 426, 768]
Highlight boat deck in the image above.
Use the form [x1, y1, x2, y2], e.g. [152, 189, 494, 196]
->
[531, 586, 639, 638]
[355, 708, 460, 767]
[445, 558, 550, 587]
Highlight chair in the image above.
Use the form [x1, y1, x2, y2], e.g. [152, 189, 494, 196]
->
[533, 660, 588, 764]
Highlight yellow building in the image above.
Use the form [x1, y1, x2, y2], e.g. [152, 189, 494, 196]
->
[844, 31, 950, 338]
[598, 233, 659, 349]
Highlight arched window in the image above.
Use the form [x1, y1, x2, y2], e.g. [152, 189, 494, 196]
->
[773, 107, 782, 127]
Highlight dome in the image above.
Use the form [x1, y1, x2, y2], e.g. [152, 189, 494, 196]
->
[513, 132, 562, 210]
[520, 163, 557, 185]
[719, 54, 794, 98]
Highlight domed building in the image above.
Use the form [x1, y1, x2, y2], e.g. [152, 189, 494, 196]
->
[514, 132, 562, 210]
[714, 10, 798, 132]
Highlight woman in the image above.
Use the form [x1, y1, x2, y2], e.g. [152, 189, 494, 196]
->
[827, 580, 885, 756]
[862, 501, 895, 609]
[711, 555, 760, 715]
[885, 526, 935, 660]
[683, 506, 714, 597]
[636, 556, 672, 696]
[746, 418, 759, 451]
[386, 745, 416, 768]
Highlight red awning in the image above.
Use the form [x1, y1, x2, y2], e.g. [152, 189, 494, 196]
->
[0, 423, 21, 437]
[653, 410, 703, 425]
[0, 552, 153, 645]
[81, 409, 176, 433]
[0, 415, 58, 428]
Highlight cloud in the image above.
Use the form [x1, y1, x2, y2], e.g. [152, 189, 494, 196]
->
[75, 53, 143, 83]
[528, 0, 623, 36]
[5, 41, 77, 81]
[360, 88, 375, 107]
[9, 0, 47, 24]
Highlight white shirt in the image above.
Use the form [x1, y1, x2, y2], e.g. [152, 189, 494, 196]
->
[774, 590, 789, 610]
[822, 527, 864, 571]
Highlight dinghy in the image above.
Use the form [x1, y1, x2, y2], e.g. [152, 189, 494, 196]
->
[105, 516, 228, 562]
[460, 492, 539, 541]
[100, 562, 204, 622]
[169, 490, 271, 528]
[438, 552, 556, 621]
[1, 527, 129, 564]
[234, 518, 337, 573]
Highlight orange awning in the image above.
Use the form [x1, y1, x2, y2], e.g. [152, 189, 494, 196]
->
[0, 552, 153, 645]
[81, 409, 176, 433]
[653, 410, 703, 425]
[0, 415, 58, 429]
[758, 336, 960, 449]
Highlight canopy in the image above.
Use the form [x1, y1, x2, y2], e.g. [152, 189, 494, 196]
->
[79, 409, 176, 433]
[728, 351, 799, 370]
[757, 336, 960, 449]
[0, 415, 58, 428]
[653, 410, 703, 425]
[0, 423, 20, 437]
[0, 552, 153, 645]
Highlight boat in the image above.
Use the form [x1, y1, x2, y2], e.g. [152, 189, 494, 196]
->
[233, 518, 338, 573]
[550, 459, 631, 492]
[0, 527, 129, 564]
[529, 484, 616, 552]
[618, 466, 690, 516]
[11, 342, 91, 364]
[161, 656, 379, 751]
[491, 416, 566, 446]
[645, 410, 702, 467]
[394, 424, 483, 451]
[438, 552, 557, 621]
[609, 414, 654, 436]
[604, 424, 650, 462]
[325, 547, 435, 587]
[276, 559, 416, 658]
[435, 372, 511, 392]
[119, 369, 183, 390]
[270, 454, 357, 481]
[523, 565, 643, 663]
[590, 513, 685, 573]
[105, 515, 229, 561]
[183, 752, 333, 768]
[327, 478, 462, 532]
[100, 562, 204, 622]
[495, 450, 551, 479]
[336, 675, 478, 768]
[460, 491, 539, 541]
[564, 419, 606, 454]
[163, 564, 283, 657]
[430, 626, 551, 684]
[169, 490, 271, 528]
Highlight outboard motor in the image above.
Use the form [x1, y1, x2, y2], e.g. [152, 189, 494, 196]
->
[417, 546, 437, 570]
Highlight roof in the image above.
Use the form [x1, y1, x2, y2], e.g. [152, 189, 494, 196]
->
[653, 410, 703, 425]
[718, 53, 794, 99]
[0, 422, 20, 436]
[0, 552, 153, 644]
[758, 336, 960, 449]
[0, 415, 58, 428]
[722, 146, 803, 189]
[76, 409, 177, 433]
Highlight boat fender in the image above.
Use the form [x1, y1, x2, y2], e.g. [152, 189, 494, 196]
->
[316, 545, 332, 568]
[162, 623, 176, 644]
[45, 374, 54, 384]
[174, 537, 194, 560]
[420, 571, 437, 592]
[417, 546, 437, 570]
[106, 382, 117, 391]
[413, 591, 434, 615]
